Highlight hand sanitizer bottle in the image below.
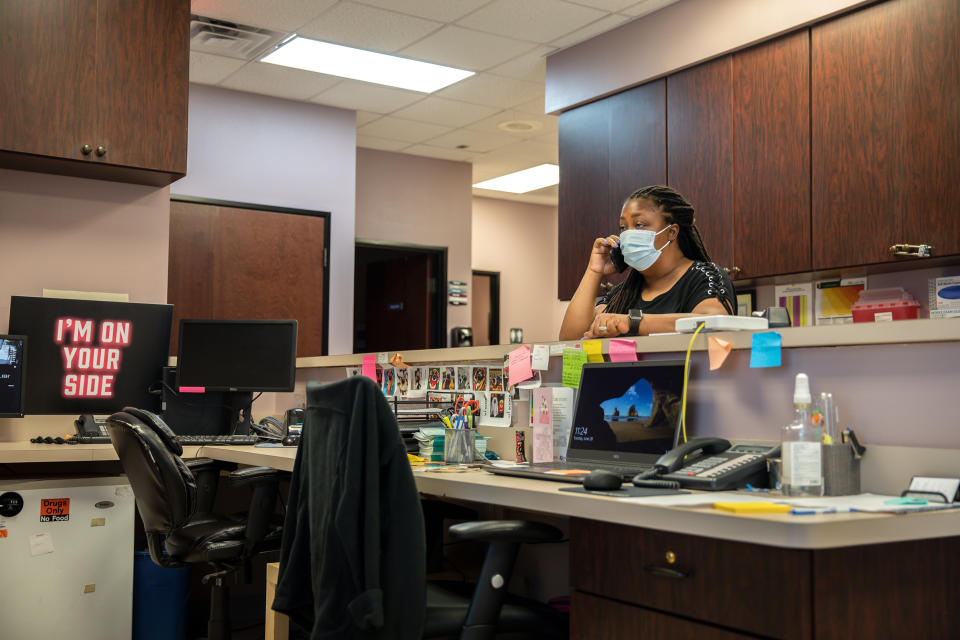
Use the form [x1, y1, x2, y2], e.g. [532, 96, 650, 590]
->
[781, 373, 823, 497]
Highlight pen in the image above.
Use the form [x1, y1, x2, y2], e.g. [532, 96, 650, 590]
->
[790, 508, 850, 515]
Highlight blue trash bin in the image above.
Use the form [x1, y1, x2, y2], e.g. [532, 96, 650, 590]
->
[133, 551, 191, 640]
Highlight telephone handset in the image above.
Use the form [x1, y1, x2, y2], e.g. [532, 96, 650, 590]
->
[654, 437, 731, 473]
[609, 246, 628, 273]
[634, 438, 780, 491]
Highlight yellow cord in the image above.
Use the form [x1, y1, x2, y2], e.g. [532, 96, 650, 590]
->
[679, 322, 705, 444]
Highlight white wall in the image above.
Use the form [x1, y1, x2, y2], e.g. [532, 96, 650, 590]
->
[171, 84, 357, 355]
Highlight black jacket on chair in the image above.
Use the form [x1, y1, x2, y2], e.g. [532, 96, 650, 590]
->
[273, 376, 426, 639]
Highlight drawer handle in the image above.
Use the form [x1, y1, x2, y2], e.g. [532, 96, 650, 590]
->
[888, 243, 933, 258]
[643, 565, 690, 579]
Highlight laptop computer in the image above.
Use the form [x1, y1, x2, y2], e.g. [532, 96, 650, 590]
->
[487, 359, 686, 483]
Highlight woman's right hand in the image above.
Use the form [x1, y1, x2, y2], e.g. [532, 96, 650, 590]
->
[588, 235, 621, 276]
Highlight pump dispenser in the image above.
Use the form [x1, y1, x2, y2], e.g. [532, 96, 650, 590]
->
[781, 373, 823, 496]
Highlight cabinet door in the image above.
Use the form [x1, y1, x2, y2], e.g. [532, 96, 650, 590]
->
[812, 0, 960, 268]
[734, 31, 811, 278]
[558, 99, 610, 300]
[96, 0, 189, 174]
[0, 0, 97, 160]
[667, 56, 735, 271]
[607, 80, 666, 210]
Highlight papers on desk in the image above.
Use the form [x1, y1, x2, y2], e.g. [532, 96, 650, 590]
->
[623, 492, 960, 514]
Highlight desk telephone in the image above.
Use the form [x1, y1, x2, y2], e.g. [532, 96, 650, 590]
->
[634, 438, 780, 491]
[74, 414, 111, 443]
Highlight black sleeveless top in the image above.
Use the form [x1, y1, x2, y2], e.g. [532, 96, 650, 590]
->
[597, 261, 736, 315]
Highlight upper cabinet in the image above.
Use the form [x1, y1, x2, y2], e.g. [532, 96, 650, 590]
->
[0, 0, 189, 186]
[812, 0, 960, 269]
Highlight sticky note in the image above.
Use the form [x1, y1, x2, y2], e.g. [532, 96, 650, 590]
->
[713, 502, 792, 514]
[531, 344, 550, 370]
[561, 348, 588, 388]
[376, 352, 389, 365]
[29, 532, 54, 556]
[750, 332, 782, 368]
[508, 345, 534, 385]
[708, 336, 732, 370]
[583, 339, 603, 363]
[608, 339, 638, 362]
[362, 354, 377, 380]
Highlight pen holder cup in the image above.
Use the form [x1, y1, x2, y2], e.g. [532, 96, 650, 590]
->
[443, 429, 476, 464]
[823, 442, 860, 496]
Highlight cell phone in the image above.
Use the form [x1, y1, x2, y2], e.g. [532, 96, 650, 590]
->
[610, 246, 627, 273]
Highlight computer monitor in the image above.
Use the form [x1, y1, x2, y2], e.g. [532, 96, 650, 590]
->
[8, 296, 172, 414]
[0, 335, 27, 418]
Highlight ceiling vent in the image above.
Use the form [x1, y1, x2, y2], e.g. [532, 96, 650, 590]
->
[190, 15, 290, 61]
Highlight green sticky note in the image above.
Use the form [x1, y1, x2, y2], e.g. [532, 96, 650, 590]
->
[562, 348, 588, 388]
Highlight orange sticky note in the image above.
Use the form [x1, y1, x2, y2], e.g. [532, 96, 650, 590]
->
[583, 340, 603, 363]
[708, 336, 732, 370]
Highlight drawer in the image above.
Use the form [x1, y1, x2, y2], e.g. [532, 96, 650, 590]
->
[571, 591, 758, 639]
[570, 518, 811, 640]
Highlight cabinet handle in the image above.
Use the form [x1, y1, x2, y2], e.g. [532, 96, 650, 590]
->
[888, 243, 933, 258]
[95, 145, 107, 157]
[643, 565, 690, 579]
[723, 266, 742, 277]
[81, 144, 92, 155]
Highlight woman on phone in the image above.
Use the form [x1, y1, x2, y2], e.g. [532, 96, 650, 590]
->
[559, 185, 735, 340]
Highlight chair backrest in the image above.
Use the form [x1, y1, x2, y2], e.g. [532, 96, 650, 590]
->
[106, 407, 197, 536]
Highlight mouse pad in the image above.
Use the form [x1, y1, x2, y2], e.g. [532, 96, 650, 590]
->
[559, 486, 689, 498]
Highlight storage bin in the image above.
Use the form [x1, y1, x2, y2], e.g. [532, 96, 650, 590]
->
[133, 551, 190, 640]
[850, 287, 919, 322]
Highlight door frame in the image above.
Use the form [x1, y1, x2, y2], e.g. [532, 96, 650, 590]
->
[472, 270, 500, 346]
[355, 239, 448, 350]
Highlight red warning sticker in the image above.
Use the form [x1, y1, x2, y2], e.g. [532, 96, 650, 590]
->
[0, 529, 7, 538]
[40, 498, 70, 522]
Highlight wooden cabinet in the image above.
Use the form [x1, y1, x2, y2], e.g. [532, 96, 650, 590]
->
[812, 0, 960, 269]
[0, 0, 188, 186]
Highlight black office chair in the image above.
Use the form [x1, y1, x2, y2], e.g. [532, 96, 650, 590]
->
[272, 377, 567, 640]
[106, 407, 283, 640]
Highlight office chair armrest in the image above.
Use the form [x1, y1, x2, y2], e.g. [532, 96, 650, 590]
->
[184, 457, 237, 474]
[186, 458, 237, 514]
[228, 467, 281, 553]
[228, 466, 281, 487]
[448, 520, 563, 545]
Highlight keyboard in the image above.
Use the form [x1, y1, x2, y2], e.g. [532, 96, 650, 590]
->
[174, 434, 259, 446]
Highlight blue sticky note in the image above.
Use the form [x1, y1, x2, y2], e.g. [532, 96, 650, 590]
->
[750, 332, 782, 368]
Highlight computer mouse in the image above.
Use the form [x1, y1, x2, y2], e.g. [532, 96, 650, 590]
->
[583, 469, 623, 491]
[281, 435, 300, 447]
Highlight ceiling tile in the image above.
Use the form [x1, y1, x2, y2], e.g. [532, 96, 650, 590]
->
[353, 0, 490, 22]
[403, 144, 482, 162]
[514, 96, 547, 115]
[189, 51, 246, 85]
[621, 0, 681, 17]
[425, 128, 518, 153]
[466, 109, 558, 138]
[356, 111, 382, 126]
[399, 26, 537, 71]
[391, 97, 499, 128]
[436, 73, 543, 108]
[219, 61, 342, 100]
[486, 46, 556, 84]
[566, 0, 637, 10]
[532, 131, 559, 145]
[549, 13, 631, 48]
[191, 0, 336, 32]
[357, 135, 410, 151]
[456, 0, 606, 43]
[311, 80, 424, 112]
[297, 2, 442, 53]
[358, 116, 453, 143]
[480, 139, 559, 167]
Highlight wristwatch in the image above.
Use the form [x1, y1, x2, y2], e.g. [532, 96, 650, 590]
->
[627, 308, 644, 335]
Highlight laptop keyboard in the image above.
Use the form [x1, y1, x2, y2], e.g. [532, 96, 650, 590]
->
[175, 434, 259, 446]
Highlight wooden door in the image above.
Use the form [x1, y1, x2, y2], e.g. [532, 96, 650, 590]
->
[558, 99, 611, 300]
[364, 254, 432, 352]
[607, 80, 667, 209]
[0, 0, 97, 160]
[96, 0, 189, 174]
[733, 31, 811, 278]
[812, 0, 960, 269]
[667, 56, 735, 271]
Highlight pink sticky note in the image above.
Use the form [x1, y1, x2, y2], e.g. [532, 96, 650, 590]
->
[508, 345, 533, 385]
[608, 339, 638, 362]
[362, 354, 377, 380]
[708, 336, 732, 370]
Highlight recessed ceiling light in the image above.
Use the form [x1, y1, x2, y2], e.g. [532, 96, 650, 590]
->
[473, 164, 559, 194]
[260, 36, 474, 93]
[497, 120, 541, 133]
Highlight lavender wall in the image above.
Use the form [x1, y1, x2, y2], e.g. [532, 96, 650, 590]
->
[171, 84, 357, 355]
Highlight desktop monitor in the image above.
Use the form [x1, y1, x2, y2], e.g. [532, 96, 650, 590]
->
[8, 296, 172, 414]
[0, 335, 27, 418]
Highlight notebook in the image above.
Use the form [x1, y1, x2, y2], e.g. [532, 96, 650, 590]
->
[487, 360, 685, 483]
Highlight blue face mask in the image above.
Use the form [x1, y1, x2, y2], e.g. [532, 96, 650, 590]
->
[618, 226, 673, 271]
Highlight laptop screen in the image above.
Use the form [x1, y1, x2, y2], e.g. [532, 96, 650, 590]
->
[568, 360, 685, 462]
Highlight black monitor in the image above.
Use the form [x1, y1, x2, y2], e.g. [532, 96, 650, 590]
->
[0, 335, 27, 418]
[8, 296, 172, 414]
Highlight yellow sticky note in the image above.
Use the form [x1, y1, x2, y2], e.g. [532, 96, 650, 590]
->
[583, 340, 603, 363]
[713, 502, 792, 514]
[708, 336, 732, 370]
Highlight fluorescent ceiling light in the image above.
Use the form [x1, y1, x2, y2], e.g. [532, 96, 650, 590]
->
[261, 36, 473, 93]
[473, 164, 560, 194]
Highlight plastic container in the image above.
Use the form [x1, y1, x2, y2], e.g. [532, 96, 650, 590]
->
[133, 551, 190, 640]
[850, 287, 919, 323]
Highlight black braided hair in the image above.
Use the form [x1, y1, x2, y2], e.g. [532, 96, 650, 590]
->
[604, 185, 731, 315]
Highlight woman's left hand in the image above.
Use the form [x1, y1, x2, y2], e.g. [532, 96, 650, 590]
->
[584, 313, 630, 339]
